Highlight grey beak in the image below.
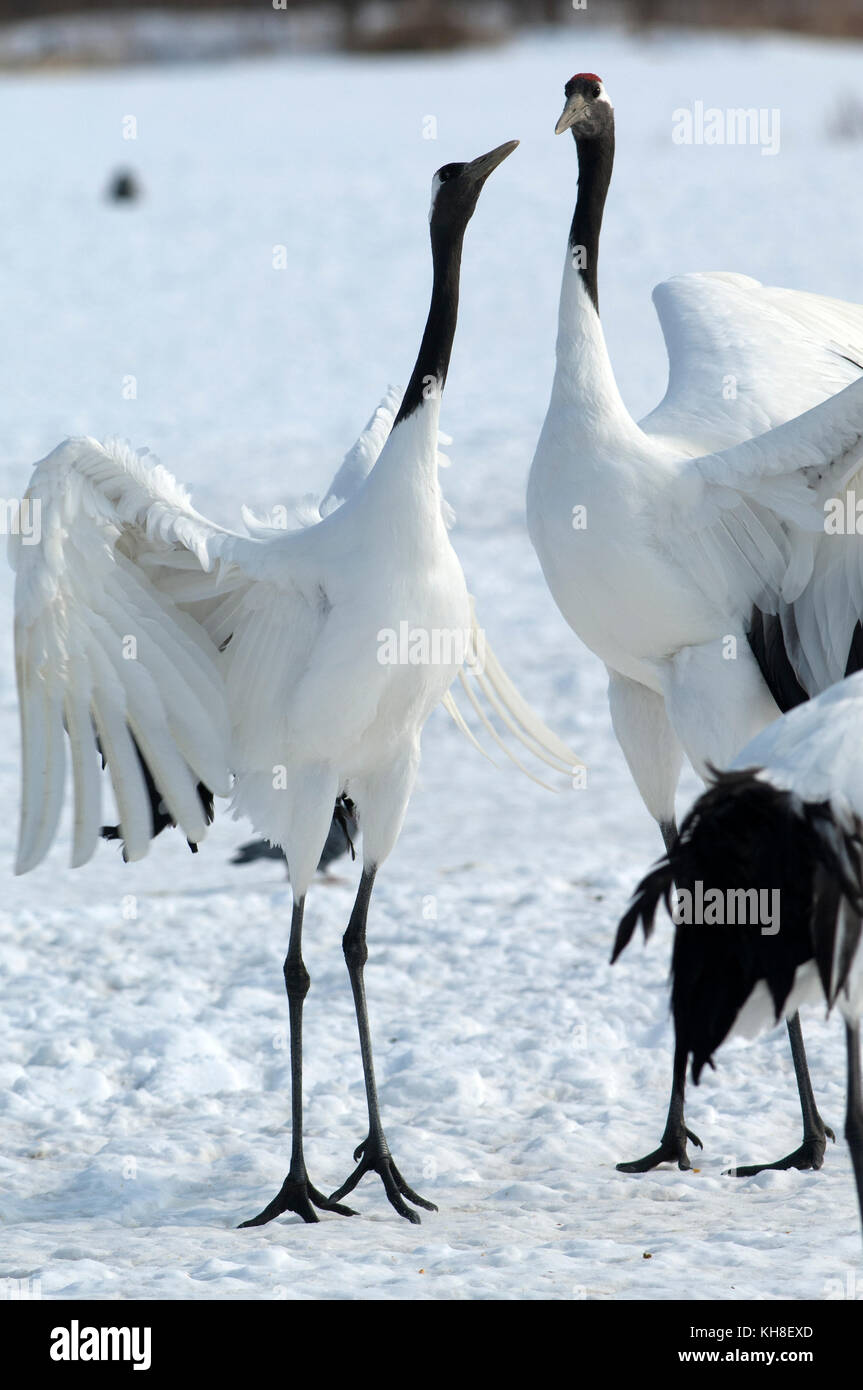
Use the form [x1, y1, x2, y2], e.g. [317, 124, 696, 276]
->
[555, 94, 586, 135]
[466, 140, 520, 182]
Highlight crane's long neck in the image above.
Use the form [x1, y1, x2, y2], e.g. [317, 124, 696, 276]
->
[363, 218, 465, 539]
[552, 124, 632, 432]
[570, 131, 613, 314]
[393, 222, 464, 428]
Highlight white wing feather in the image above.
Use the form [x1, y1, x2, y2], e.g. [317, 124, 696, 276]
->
[642, 272, 863, 453]
[658, 374, 863, 692]
[320, 385, 404, 514]
[732, 670, 863, 823]
[14, 402, 581, 875]
[12, 436, 250, 872]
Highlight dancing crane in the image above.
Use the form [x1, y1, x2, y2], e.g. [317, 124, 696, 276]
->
[527, 72, 863, 1175]
[12, 140, 576, 1226]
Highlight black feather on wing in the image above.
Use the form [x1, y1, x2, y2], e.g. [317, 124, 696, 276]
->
[100, 736, 213, 858]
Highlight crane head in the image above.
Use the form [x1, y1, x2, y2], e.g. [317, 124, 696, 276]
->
[555, 73, 613, 138]
[428, 140, 519, 229]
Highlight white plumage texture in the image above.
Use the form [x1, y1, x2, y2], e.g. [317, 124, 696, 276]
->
[528, 190, 863, 806]
[642, 271, 863, 453]
[13, 398, 577, 884]
[734, 669, 863, 832]
[12, 437, 236, 873]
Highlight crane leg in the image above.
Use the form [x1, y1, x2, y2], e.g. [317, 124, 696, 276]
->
[617, 1039, 702, 1173]
[618, 817, 704, 1173]
[239, 895, 357, 1227]
[844, 1022, 863, 1244]
[329, 868, 437, 1223]
[725, 1012, 835, 1176]
[660, 819, 677, 855]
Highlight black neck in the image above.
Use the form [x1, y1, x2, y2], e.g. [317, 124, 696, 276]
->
[394, 222, 465, 426]
[569, 126, 614, 315]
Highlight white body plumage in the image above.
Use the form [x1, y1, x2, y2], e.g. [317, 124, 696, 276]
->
[528, 251, 863, 812]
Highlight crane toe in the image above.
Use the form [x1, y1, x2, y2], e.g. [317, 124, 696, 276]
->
[617, 1126, 703, 1174]
[724, 1127, 834, 1179]
[330, 1137, 437, 1223]
[238, 1175, 358, 1227]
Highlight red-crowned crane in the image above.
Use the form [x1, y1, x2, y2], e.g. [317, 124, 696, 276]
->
[527, 71, 863, 1176]
[12, 140, 578, 1226]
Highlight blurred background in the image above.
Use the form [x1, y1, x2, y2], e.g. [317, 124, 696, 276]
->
[0, 0, 862, 67]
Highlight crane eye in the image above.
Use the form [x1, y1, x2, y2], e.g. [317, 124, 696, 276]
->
[592, 84, 601, 98]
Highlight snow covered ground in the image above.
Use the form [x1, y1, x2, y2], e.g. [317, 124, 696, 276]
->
[1, 23, 863, 1301]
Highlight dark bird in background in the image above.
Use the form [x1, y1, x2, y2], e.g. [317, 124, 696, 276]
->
[231, 797, 358, 877]
[613, 673, 863, 1244]
[107, 169, 140, 202]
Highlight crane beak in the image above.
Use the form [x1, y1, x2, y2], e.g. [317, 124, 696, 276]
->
[555, 94, 586, 134]
[466, 140, 520, 183]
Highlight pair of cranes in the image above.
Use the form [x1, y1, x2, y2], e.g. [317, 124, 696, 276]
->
[12, 72, 863, 1239]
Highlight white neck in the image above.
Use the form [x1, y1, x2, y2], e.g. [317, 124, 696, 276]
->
[362, 396, 445, 533]
[550, 253, 635, 439]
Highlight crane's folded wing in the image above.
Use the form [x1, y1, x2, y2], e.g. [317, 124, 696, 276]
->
[654, 375, 863, 695]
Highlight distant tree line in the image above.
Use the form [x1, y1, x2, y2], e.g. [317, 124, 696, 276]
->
[0, 0, 860, 41]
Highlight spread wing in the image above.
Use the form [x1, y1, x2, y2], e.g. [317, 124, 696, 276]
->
[14, 412, 580, 878]
[11, 436, 267, 871]
[641, 272, 863, 454]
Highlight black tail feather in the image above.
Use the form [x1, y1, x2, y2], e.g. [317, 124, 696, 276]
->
[616, 769, 863, 1085]
[99, 736, 213, 859]
[611, 858, 675, 963]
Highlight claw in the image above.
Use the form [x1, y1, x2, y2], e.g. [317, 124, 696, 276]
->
[724, 1133, 830, 1178]
[331, 1139, 437, 1221]
[239, 1174, 357, 1227]
[617, 1126, 702, 1174]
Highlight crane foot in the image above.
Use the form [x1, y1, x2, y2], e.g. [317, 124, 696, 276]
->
[330, 1135, 437, 1224]
[617, 1124, 703, 1173]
